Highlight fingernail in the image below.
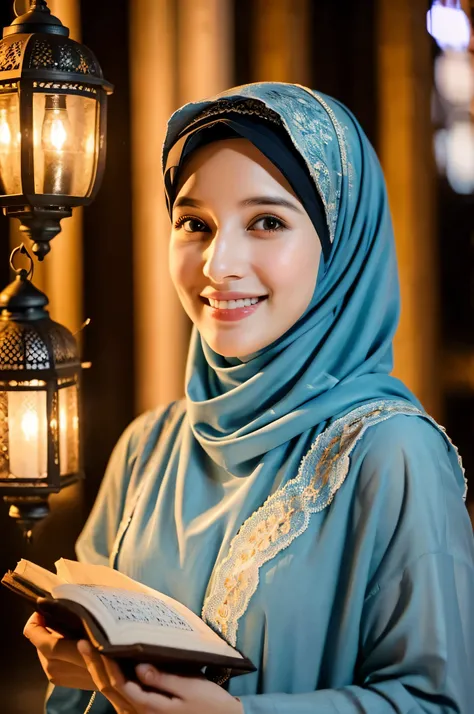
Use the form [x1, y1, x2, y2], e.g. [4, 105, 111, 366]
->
[137, 664, 153, 683]
[77, 640, 91, 656]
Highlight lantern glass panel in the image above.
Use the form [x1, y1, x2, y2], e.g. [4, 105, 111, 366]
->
[58, 384, 79, 476]
[0, 91, 21, 196]
[0, 390, 8, 476]
[33, 92, 99, 197]
[7, 389, 47, 479]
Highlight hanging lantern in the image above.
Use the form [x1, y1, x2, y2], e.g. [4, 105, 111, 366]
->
[0, 245, 82, 540]
[0, 0, 113, 259]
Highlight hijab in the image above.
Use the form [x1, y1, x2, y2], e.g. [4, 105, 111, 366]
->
[162, 82, 420, 477]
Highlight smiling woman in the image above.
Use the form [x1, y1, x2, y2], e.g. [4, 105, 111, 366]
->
[29, 83, 474, 714]
[169, 138, 321, 358]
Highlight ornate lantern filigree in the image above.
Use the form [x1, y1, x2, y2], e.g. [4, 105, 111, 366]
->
[0, 0, 113, 259]
[0, 245, 82, 540]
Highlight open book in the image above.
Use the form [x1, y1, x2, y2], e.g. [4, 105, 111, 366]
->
[2, 559, 255, 680]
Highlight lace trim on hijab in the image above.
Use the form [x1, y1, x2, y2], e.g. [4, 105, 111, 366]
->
[186, 98, 283, 129]
[201, 399, 466, 648]
[310, 90, 355, 197]
[181, 86, 352, 246]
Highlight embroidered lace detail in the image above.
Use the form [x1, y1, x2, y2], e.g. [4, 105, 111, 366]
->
[311, 90, 355, 203]
[188, 98, 282, 127]
[201, 400, 466, 647]
[164, 83, 355, 245]
[209, 83, 351, 244]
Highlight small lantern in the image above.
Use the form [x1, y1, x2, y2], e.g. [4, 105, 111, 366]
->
[0, 0, 113, 260]
[0, 245, 82, 539]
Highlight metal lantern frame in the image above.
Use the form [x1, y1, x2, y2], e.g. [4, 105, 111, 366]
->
[0, 364, 83, 496]
[0, 246, 83, 536]
[0, 0, 113, 259]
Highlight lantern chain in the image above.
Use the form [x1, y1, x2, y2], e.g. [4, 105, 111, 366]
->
[9, 244, 34, 281]
[13, 1, 51, 17]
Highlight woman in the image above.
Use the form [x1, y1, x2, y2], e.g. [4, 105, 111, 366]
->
[25, 83, 474, 714]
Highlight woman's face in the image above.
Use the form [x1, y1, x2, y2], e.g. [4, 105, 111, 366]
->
[169, 138, 321, 359]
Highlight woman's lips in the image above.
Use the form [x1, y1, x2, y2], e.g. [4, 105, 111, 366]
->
[203, 296, 267, 322]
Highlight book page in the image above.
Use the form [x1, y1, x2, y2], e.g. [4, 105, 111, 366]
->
[55, 560, 149, 593]
[70, 585, 194, 630]
[14, 560, 63, 594]
[52, 583, 241, 659]
[54, 560, 229, 646]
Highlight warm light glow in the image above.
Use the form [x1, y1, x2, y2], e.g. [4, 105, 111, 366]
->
[7, 391, 47, 479]
[0, 109, 11, 147]
[41, 96, 74, 194]
[48, 113, 69, 152]
[21, 409, 39, 441]
[58, 386, 79, 476]
[59, 405, 67, 432]
[85, 132, 95, 155]
[0, 96, 21, 194]
[57, 403, 68, 475]
[41, 96, 73, 154]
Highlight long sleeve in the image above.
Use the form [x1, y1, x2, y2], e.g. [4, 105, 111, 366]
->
[75, 407, 166, 565]
[239, 549, 474, 713]
[45, 407, 168, 714]
[236, 413, 474, 714]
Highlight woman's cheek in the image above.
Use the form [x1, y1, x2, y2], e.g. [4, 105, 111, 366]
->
[262, 241, 309, 291]
[169, 243, 200, 294]
[264, 238, 319, 313]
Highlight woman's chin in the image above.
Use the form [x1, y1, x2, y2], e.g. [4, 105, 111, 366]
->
[204, 334, 265, 360]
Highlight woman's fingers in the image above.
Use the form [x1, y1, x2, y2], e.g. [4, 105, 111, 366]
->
[101, 653, 127, 689]
[121, 680, 175, 711]
[24, 613, 85, 667]
[135, 664, 207, 699]
[78, 641, 134, 713]
[23, 611, 54, 643]
[135, 665, 187, 698]
[37, 650, 95, 689]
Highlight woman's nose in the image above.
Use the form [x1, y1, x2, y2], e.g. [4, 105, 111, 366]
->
[202, 230, 246, 282]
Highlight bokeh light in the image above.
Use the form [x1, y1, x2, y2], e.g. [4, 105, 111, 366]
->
[427, 1, 471, 51]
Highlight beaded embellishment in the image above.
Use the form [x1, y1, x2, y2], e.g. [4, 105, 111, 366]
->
[201, 400, 466, 648]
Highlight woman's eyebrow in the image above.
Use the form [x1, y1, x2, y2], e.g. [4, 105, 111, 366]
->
[239, 196, 304, 214]
[173, 195, 304, 214]
[174, 196, 204, 209]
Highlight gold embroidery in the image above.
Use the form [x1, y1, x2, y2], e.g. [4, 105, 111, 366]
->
[202, 400, 465, 648]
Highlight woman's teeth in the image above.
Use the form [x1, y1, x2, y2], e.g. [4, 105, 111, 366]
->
[208, 297, 260, 310]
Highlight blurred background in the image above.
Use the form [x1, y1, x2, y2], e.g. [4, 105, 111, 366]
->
[0, 0, 472, 711]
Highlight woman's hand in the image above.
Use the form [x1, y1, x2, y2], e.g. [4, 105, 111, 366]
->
[23, 612, 96, 690]
[78, 640, 244, 714]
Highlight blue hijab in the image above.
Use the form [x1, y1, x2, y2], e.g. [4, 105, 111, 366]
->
[162, 82, 420, 478]
[48, 84, 472, 714]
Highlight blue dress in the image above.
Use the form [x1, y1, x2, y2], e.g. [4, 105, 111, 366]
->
[47, 399, 474, 714]
[45, 82, 474, 713]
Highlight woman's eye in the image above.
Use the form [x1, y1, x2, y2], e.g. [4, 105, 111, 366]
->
[249, 215, 286, 232]
[174, 217, 209, 233]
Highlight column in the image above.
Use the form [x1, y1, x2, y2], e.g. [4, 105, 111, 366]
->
[251, 0, 311, 86]
[129, 0, 233, 412]
[377, 0, 440, 416]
